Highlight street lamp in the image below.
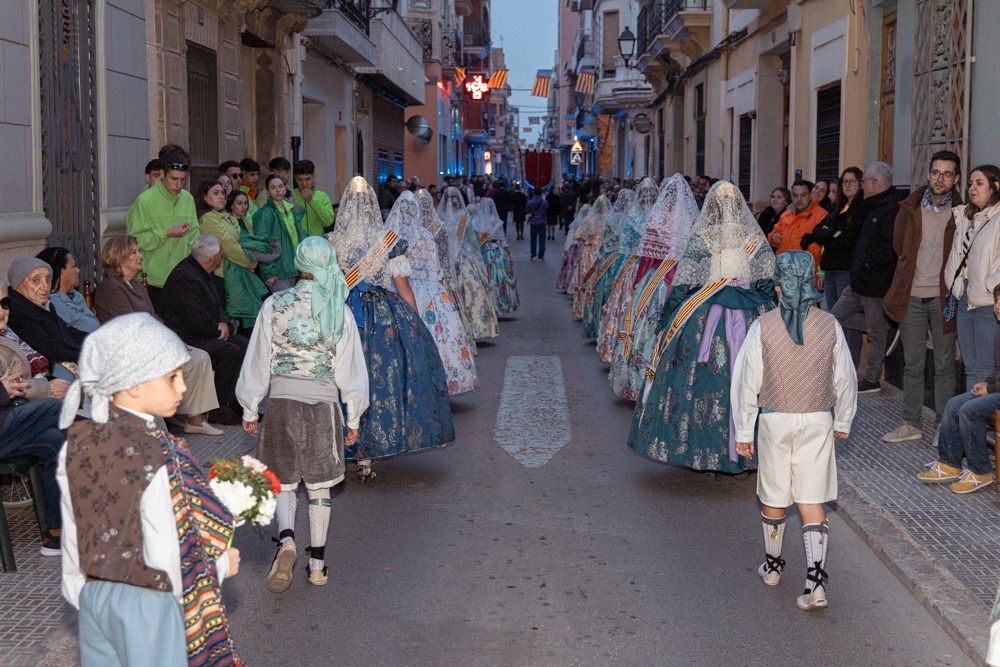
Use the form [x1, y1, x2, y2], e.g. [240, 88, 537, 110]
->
[618, 26, 636, 68]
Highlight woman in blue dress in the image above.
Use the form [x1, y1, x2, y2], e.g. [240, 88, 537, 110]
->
[327, 177, 455, 481]
[473, 198, 519, 316]
[628, 181, 776, 475]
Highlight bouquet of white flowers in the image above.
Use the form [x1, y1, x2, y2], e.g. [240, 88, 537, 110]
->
[208, 455, 280, 530]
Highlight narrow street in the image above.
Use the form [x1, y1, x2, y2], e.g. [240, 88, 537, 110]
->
[218, 241, 971, 666]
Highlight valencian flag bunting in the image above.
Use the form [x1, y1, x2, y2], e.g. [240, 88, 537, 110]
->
[531, 69, 552, 97]
[454, 67, 466, 85]
[575, 70, 596, 96]
[488, 69, 509, 88]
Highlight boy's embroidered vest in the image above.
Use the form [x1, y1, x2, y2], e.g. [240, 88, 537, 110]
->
[758, 308, 838, 413]
[65, 410, 172, 592]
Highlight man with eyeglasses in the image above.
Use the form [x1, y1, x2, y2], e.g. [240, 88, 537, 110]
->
[881, 151, 962, 443]
[831, 161, 899, 395]
[125, 146, 199, 314]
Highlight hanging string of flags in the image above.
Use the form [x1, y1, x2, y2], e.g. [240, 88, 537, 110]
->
[575, 70, 596, 96]
[454, 67, 466, 85]
[531, 70, 552, 97]
[488, 69, 509, 88]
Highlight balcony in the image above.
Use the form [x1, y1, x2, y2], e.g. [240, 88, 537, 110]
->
[724, 0, 773, 8]
[637, 0, 713, 64]
[462, 19, 489, 59]
[572, 31, 596, 75]
[354, 10, 425, 104]
[593, 56, 654, 111]
[325, 0, 371, 35]
[307, 3, 377, 67]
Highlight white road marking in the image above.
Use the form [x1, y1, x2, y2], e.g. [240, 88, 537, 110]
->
[494, 355, 571, 467]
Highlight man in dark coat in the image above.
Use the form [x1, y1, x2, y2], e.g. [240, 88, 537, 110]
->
[881, 150, 962, 443]
[493, 182, 512, 234]
[511, 185, 528, 241]
[160, 235, 248, 418]
[832, 161, 899, 394]
[559, 182, 577, 234]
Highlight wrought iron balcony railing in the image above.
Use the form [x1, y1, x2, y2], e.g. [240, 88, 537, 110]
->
[326, 0, 372, 35]
[637, 0, 711, 56]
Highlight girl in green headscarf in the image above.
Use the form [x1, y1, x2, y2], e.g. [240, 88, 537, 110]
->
[235, 235, 370, 591]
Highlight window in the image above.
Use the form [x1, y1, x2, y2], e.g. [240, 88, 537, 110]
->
[186, 43, 219, 186]
[695, 84, 706, 176]
[377, 151, 390, 183]
[392, 153, 404, 180]
[602, 11, 619, 79]
[815, 82, 842, 182]
[738, 114, 753, 200]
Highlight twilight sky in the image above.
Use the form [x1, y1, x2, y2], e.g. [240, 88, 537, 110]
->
[491, 1, 559, 139]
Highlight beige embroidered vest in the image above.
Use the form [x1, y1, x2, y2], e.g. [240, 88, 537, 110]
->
[758, 308, 837, 413]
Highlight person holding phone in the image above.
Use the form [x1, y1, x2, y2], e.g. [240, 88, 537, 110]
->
[125, 146, 200, 314]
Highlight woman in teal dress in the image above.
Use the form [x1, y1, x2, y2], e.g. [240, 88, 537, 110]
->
[328, 177, 455, 481]
[628, 181, 776, 474]
[582, 189, 634, 339]
[610, 174, 700, 400]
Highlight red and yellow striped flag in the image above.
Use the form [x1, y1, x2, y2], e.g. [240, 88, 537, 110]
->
[488, 69, 509, 88]
[454, 67, 466, 85]
[575, 71, 596, 96]
[531, 69, 552, 97]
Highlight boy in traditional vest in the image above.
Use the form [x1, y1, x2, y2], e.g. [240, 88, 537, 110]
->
[732, 251, 857, 610]
[57, 313, 242, 666]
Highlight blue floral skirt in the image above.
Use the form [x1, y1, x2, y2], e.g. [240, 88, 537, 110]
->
[345, 282, 455, 460]
[480, 241, 519, 315]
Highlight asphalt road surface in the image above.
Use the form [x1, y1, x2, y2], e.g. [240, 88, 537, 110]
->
[223, 239, 972, 667]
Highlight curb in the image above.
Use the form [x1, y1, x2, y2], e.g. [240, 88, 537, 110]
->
[837, 472, 990, 666]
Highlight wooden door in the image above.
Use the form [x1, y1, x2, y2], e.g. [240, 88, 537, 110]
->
[878, 13, 896, 164]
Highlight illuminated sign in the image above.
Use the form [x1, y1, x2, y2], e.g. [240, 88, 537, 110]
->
[464, 75, 490, 100]
[483, 150, 492, 161]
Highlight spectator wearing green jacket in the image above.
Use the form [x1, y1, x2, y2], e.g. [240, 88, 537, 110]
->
[125, 147, 199, 312]
[293, 159, 335, 235]
[252, 174, 308, 292]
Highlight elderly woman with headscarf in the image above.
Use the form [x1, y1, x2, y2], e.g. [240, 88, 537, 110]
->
[6, 258, 87, 368]
[731, 250, 857, 611]
[35, 247, 101, 334]
[329, 177, 454, 482]
[628, 182, 777, 475]
[237, 235, 369, 591]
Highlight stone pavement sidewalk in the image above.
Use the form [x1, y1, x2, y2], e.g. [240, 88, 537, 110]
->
[0, 387, 996, 665]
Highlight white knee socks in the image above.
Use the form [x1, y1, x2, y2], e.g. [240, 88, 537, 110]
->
[761, 513, 786, 573]
[802, 522, 830, 593]
[307, 488, 332, 571]
[276, 490, 297, 543]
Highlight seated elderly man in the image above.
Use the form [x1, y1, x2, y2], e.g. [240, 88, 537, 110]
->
[6, 257, 86, 370]
[160, 235, 248, 423]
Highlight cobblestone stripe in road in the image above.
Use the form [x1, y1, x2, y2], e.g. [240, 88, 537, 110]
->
[494, 355, 571, 467]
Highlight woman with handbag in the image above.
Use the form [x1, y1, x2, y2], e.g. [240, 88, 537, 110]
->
[943, 164, 1000, 389]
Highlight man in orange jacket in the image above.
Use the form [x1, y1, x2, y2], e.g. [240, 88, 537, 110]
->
[768, 180, 828, 272]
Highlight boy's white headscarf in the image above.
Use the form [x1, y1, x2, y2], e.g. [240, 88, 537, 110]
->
[58, 313, 191, 429]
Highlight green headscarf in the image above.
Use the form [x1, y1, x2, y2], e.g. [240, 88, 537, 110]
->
[294, 236, 348, 344]
[774, 251, 821, 345]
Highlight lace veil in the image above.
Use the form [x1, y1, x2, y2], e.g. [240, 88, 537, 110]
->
[672, 180, 775, 286]
[473, 197, 505, 243]
[636, 173, 700, 260]
[388, 190, 438, 282]
[417, 188, 455, 279]
[635, 177, 659, 213]
[564, 203, 591, 250]
[436, 186, 468, 269]
[577, 194, 611, 241]
[598, 189, 634, 257]
[327, 176, 405, 287]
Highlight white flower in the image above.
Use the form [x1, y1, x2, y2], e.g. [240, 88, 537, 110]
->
[254, 495, 277, 526]
[210, 479, 257, 526]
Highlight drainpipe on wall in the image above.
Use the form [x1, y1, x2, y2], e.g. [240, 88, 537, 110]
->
[961, 0, 974, 173]
[290, 33, 304, 165]
[719, 6, 730, 181]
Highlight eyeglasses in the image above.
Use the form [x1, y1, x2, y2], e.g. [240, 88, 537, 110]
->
[168, 163, 189, 172]
[841, 178, 859, 185]
[929, 170, 957, 180]
[862, 177, 880, 184]
[231, 172, 243, 178]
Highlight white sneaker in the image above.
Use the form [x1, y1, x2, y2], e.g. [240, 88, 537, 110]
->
[796, 586, 828, 610]
[267, 539, 297, 593]
[758, 561, 782, 587]
[182, 420, 224, 436]
[882, 423, 921, 443]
